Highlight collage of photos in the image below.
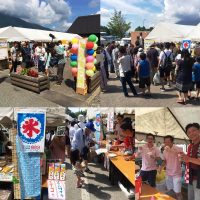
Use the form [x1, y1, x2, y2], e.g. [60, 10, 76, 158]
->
[0, 0, 200, 200]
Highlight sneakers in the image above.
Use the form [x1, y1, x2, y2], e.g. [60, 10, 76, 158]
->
[160, 87, 165, 92]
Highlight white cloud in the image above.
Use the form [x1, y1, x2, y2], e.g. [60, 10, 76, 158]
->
[162, 0, 200, 25]
[89, 0, 100, 8]
[0, 0, 71, 28]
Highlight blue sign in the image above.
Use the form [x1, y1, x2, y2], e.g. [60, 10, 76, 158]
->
[17, 112, 46, 152]
[182, 40, 191, 50]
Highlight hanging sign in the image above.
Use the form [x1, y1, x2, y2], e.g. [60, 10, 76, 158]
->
[17, 112, 46, 152]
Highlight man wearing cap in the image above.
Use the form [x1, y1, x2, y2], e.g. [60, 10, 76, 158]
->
[74, 114, 86, 130]
[71, 121, 97, 174]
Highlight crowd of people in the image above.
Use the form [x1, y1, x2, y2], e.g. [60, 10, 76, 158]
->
[10, 40, 68, 85]
[135, 123, 200, 200]
[45, 113, 134, 189]
[100, 33, 200, 105]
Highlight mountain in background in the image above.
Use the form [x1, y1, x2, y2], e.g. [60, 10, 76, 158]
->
[0, 12, 52, 30]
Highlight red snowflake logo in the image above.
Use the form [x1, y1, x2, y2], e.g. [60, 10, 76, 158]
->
[22, 118, 40, 138]
[183, 42, 189, 49]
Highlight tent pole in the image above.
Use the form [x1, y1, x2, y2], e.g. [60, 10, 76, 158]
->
[167, 107, 188, 140]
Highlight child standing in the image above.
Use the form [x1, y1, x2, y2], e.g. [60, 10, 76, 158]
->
[70, 149, 85, 188]
[193, 57, 200, 99]
[137, 53, 151, 96]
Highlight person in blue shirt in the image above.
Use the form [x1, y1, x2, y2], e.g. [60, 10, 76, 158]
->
[137, 53, 151, 96]
[193, 57, 200, 99]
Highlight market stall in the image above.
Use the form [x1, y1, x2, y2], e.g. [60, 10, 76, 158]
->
[0, 108, 14, 200]
[0, 37, 9, 70]
[135, 107, 200, 200]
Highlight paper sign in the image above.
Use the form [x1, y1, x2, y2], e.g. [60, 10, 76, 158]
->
[48, 163, 55, 180]
[182, 40, 191, 51]
[0, 38, 8, 59]
[17, 112, 46, 152]
[107, 112, 114, 132]
[48, 180, 66, 200]
[56, 126, 66, 136]
[54, 163, 61, 180]
[76, 39, 87, 95]
[60, 164, 66, 181]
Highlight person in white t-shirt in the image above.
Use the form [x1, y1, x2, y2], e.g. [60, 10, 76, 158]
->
[158, 42, 173, 91]
[117, 46, 137, 97]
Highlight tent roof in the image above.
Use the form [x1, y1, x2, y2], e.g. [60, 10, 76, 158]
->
[67, 15, 100, 35]
[135, 107, 200, 142]
[187, 24, 200, 41]
[145, 22, 195, 42]
[0, 26, 81, 42]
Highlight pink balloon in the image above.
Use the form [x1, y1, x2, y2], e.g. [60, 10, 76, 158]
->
[86, 55, 94, 63]
[72, 44, 78, 49]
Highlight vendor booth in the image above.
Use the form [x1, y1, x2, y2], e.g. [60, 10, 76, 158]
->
[135, 107, 200, 200]
[0, 107, 70, 200]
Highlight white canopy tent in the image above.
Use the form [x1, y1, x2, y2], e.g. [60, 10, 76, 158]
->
[86, 107, 135, 119]
[0, 26, 81, 42]
[187, 23, 200, 41]
[135, 107, 200, 144]
[0, 107, 71, 127]
[145, 22, 195, 42]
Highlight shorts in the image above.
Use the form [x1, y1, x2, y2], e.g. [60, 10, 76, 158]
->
[81, 146, 89, 160]
[159, 67, 171, 78]
[139, 77, 151, 88]
[166, 175, 182, 193]
[140, 170, 157, 187]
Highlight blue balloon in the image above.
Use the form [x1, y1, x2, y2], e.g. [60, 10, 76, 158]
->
[87, 49, 94, 55]
[70, 54, 77, 61]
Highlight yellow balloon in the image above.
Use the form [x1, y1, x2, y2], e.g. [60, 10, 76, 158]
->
[93, 51, 96, 57]
[93, 43, 98, 50]
[72, 38, 79, 44]
[92, 66, 96, 71]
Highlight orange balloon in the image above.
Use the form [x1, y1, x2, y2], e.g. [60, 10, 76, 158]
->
[86, 62, 94, 70]
[71, 67, 78, 77]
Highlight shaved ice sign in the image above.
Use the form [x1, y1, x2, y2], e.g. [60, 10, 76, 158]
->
[17, 112, 46, 152]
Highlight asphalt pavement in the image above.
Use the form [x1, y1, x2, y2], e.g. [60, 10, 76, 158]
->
[65, 158, 129, 200]
[100, 73, 200, 107]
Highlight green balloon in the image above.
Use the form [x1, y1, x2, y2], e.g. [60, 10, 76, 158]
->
[70, 61, 77, 67]
[88, 34, 97, 42]
[95, 37, 99, 43]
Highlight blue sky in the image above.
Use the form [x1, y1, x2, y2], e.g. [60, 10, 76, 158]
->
[68, 0, 100, 23]
[0, 0, 100, 31]
[101, 0, 200, 31]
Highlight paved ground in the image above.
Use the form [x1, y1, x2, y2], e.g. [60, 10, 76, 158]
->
[65, 158, 129, 200]
[0, 62, 100, 107]
[100, 73, 200, 107]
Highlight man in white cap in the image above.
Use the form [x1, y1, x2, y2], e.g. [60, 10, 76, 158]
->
[74, 114, 86, 130]
[71, 121, 97, 174]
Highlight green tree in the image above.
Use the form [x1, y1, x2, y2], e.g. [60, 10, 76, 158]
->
[100, 26, 110, 35]
[107, 10, 131, 38]
[135, 26, 154, 31]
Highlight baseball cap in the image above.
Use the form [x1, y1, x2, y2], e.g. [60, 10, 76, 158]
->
[85, 121, 96, 132]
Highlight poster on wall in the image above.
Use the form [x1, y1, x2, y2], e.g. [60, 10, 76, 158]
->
[17, 112, 46, 153]
[56, 126, 66, 136]
[107, 112, 114, 132]
[0, 38, 8, 59]
[182, 39, 191, 52]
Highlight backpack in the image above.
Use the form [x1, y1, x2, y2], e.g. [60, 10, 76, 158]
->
[162, 51, 172, 69]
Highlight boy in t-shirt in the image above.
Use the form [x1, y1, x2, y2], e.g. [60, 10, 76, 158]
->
[137, 53, 151, 96]
[193, 57, 200, 99]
